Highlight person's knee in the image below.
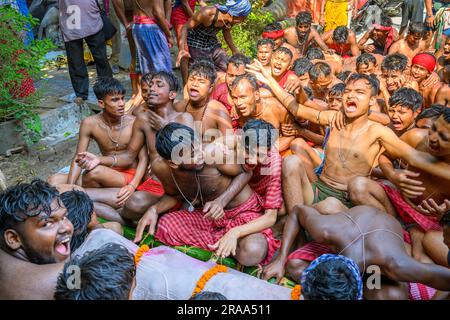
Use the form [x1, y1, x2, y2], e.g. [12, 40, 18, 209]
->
[122, 192, 151, 220]
[348, 176, 371, 203]
[422, 231, 442, 250]
[236, 235, 268, 266]
[290, 138, 308, 153]
[286, 259, 310, 282]
[83, 166, 104, 182]
[282, 155, 303, 177]
[315, 197, 346, 214]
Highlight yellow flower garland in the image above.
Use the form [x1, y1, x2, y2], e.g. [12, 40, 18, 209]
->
[134, 244, 150, 266]
[291, 284, 302, 300]
[191, 264, 228, 297]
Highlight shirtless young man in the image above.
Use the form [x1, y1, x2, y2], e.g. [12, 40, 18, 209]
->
[211, 54, 251, 130]
[176, 60, 233, 141]
[246, 67, 450, 217]
[435, 65, 450, 106]
[230, 73, 296, 153]
[321, 26, 360, 58]
[355, 53, 379, 75]
[284, 11, 331, 56]
[349, 109, 450, 262]
[387, 87, 423, 137]
[135, 123, 280, 266]
[410, 53, 442, 107]
[263, 205, 450, 299]
[388, 22, 427, 65]
[0, 180, 73, 299]
[76, 72, 194, 224]
[48, 77, 148, 208]
[256, 38, 275, 73]
[268, 47, 301, 94]
[261, 22, 300, 62]
[358, 14, 398, 55]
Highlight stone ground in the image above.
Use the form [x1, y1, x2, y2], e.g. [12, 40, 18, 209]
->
[0, 59, 144, 187]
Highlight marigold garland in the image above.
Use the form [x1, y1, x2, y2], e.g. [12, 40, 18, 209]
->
[291, 284, 302, 300]
[134, 244, 150, 266]
[191, 264, 228, 297]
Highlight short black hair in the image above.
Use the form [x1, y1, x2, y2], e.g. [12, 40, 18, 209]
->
[442, 107, 450, 124]
[346, 73, 379, 96]
[155, 122, 196, 161]
[381, 53, 409, 72]
[54, 243, 134, 300]
[242, 119, 276, 151]
[329, 83, 346, 97]
[231, 73, 258, 91]
[263, 21, 283, 32]
[336, 70, 352, 82]
[228, 53, 251, 68]
[0, 179, 60, 236]
[60, 190, 93, 252]
[332, 26, 349, 44]
[415, 104, 445, 122]
[303, 86, 314, 99]
[273, 46, 293, 61]
[93, 77, 125, 101]
[356, 53, 377, 68]
[409, 22, 425, 36]
[296, 10, 312, 26]
[188, 59, 217, 84]
[380, 14, 392, 28]
[257, 38, 275, 49]
[302, 259, 361, 300]
[306, 47, 325, 60]
[389, 88, 423, 112]
[293, 57, 313, 76]
[142, 71, 179, 93]
[309, 62, 332, 81]
[190, 291, 228, 300]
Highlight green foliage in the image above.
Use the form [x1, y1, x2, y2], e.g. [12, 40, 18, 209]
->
[219, 0, 274, 58]
[0, 5, 54, 143]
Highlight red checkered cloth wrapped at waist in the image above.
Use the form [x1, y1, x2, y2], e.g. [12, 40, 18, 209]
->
[379, 182, 442, 232]
[155, 192, 280, 265]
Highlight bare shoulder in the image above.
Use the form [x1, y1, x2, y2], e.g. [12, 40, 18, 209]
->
[174, 99, 187, 112]
[400, 128, 428, 146]
[198, 6, 216, 21]
[174, 111, 194, 127]
[208, 99, 229, 113]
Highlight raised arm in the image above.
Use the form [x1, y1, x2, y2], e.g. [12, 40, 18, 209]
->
[222, 27, 239, 55]
[67, 119, 92, 184]
[349, 31, 361, 57]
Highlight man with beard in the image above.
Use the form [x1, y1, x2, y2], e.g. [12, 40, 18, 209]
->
[230, 73, 296, 153]
[410, 53, 442, 107]
[76, 72, 194, 224]
[284, 11, 331, 56]
[211, 54, 251, 130]
[0, 180, 73, 299]
[389, 23, 428, 65]
[134, 123, 280, 266]
[349, 108, 450, 263]
[358, 15, 398, 55]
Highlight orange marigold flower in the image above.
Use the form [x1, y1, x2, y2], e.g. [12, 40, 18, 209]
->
[291, 284, 302, 300]
[191, 264, 228, 298]
[134, 245, 151, 266]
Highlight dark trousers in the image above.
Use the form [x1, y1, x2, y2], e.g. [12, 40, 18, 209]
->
[64, 30, 112, 99]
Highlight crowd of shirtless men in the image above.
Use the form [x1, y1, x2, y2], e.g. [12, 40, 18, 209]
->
[1, 5, 450, 300]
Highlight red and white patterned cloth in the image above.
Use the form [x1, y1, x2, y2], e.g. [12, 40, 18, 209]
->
[249, 150, 283, 210]
[380, 183, 442, 232]
[408, 283, 436, 300]
[155, 192, 281, 265]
